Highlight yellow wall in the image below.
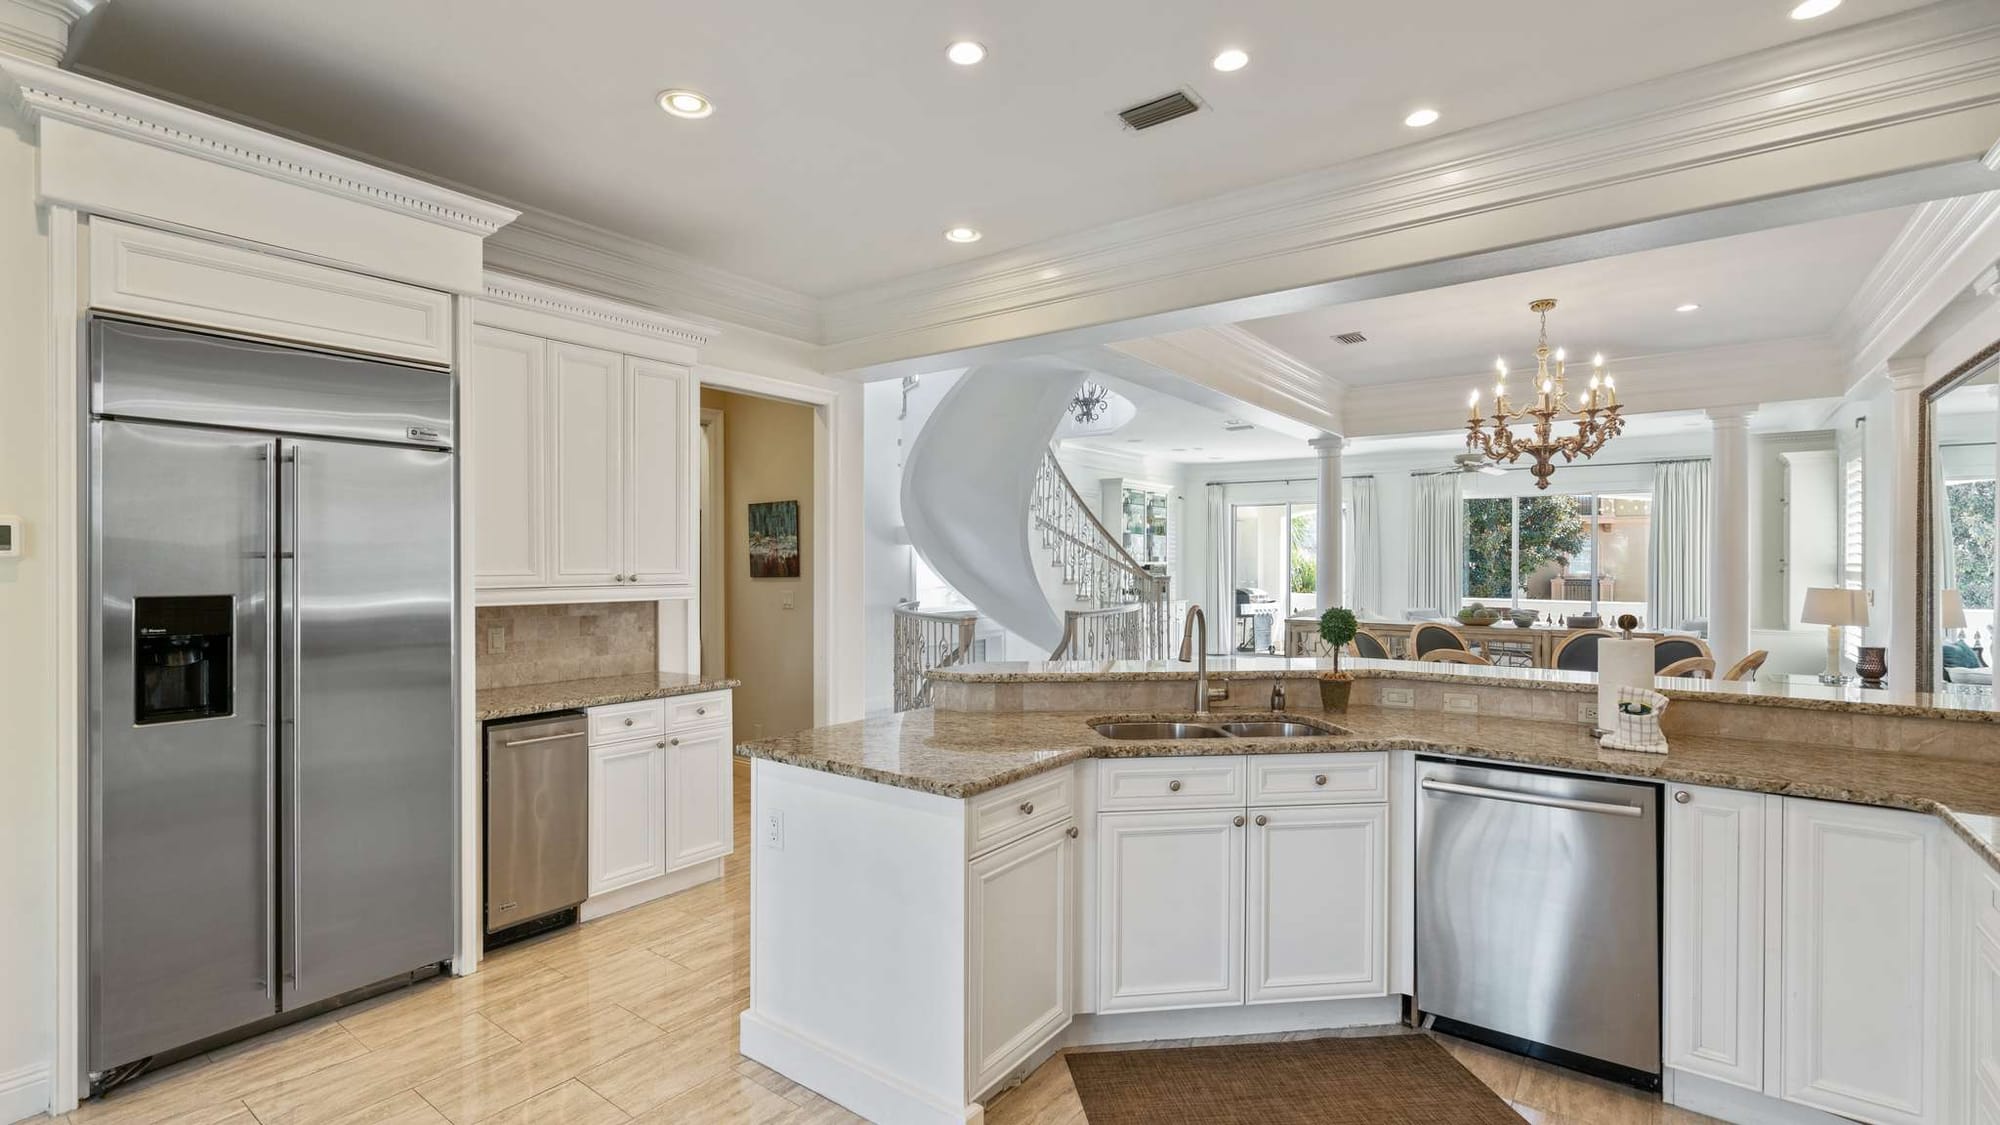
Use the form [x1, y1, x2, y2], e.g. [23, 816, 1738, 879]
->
[701, 388, 815, 741]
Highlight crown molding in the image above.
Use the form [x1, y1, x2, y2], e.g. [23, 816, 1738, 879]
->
[0, 0, 92, 65]
[1838, 189, 2000, 380]
[818, 0, 2000, 371]
[1107, 325, 1341, 434]
[480, 270, 716, 348]
[1, 56, 518, 237]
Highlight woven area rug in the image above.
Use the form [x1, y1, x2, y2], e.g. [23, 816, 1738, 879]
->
[1063, 1034, 1521, 1124]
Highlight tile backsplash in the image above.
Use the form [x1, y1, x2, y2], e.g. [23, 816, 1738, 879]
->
[475, 602, 658, 689]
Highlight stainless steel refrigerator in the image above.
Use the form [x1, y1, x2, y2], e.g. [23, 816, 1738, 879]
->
[88, 317, 458, 1082]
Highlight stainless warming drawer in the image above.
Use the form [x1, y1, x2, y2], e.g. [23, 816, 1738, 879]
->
[484, 712, 589, 936]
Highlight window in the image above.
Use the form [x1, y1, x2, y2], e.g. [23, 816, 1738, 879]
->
[1838, 440, 1866, 663]
[1462, 492, 1651, 623]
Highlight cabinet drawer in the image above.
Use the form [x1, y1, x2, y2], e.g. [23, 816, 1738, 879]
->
[590, 700, 666, 742]
[1248, 753, 1386, 805]
[89, 218, 452, 365]
[666, 691, 730, 731]
[968, 769, 1075, 859]
[1097, 757, 1246, 812]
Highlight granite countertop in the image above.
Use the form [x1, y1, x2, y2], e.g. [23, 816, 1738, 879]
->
[928, 658, 2000, 723]
[735, 706, 2000, 873]
[476, 672, 740, 721]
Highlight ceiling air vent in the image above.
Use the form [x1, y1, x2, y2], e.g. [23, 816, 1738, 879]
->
[1119, 90, 1202, 131]
[1333, 332, 1368, 345]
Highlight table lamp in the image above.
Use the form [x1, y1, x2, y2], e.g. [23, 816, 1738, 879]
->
[1941, 587, 1969, 634]
[1801, 587, 1869, 686]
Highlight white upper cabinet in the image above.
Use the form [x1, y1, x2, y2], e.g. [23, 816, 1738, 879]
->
[1245, 803, 1386, 1004]
[468, 276, 708, 605]
[1664, 784, 1769, 1093]
[1781, 798, 1938, 1125]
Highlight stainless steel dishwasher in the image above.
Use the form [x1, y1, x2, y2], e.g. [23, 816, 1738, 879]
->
[1415, 756, 1661, 1088]
[484, 712, 590, 947]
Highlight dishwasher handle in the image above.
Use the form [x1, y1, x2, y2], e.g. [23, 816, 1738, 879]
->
[1420, 777, 1644, 818]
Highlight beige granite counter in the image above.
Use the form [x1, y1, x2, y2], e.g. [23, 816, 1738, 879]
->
[735, 705, 2000, 873]
[475, 672, 739, 721]
[928, 657, 2000, 723]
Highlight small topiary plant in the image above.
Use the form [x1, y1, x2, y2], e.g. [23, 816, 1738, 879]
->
[1318, 607, 1359, 675]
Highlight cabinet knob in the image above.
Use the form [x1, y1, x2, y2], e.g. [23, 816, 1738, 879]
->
[1313, 774, 1328, 786]
[1674, 790, 1691, 804]
[1019, 801, 1034, 816]
[623, 717, 635, 727]
[1168, 780, 1182, 792]
[1255, 814, 1268, 827]
[656, 740, 667, 748]
[696, 707, 707, 715]
[670, 738, 680, 747]
[1066, 825, 1079, 839]
[1232, 814, 1246, 827]
[613, 574, 625, 582]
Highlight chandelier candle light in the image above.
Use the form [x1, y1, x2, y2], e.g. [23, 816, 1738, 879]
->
[1465, 299, 1626, 490]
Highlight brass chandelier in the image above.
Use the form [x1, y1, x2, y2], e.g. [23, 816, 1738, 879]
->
[1464, 298, 1625, 491]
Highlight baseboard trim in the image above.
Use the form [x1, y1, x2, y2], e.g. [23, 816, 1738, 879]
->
[1064, 995, 1404, 1046]
[1665, 1069, 1852, 1125]
[739, 1010, 983, 1125]
[579, 859, 723, 922]
[0, 1061, 51, 1123]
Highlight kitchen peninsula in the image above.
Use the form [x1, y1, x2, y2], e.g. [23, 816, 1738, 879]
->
[737, 658, 2000, 1125]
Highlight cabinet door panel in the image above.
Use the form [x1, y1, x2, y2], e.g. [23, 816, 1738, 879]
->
[624, 356, 693, 588]
[1246, 804, 1385, 1003]
[1665, 785, 1766, 1092]
[1781, 798, 1936, 1125]
[1974, 894, 2000, 1124]
[665, 727, 733, 870]
[467, 327, 547, 587]
[1097, 809, 1244, 1012]
[590, 741, 665, 895]
[968, 822, 1073, 1097]
[550, 342, 625, 585]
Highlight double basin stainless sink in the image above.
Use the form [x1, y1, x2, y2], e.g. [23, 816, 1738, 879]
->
[1090, 717, 1348, 741]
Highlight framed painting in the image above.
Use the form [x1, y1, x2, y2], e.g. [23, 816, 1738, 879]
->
[748, 500, 800, 578]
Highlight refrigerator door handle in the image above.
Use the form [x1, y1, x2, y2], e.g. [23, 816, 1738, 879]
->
[262, 442, 280, 1000]
[281, 444, 302, 990]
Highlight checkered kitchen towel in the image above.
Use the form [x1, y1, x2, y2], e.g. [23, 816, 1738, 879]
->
[1599, 685, 1670, 754]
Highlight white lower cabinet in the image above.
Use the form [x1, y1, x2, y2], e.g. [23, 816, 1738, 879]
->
[1246, 803, 1386, 1003]
[589, 737, 667, 895]
[664, 726, 733, 869]
[968, 819, 1075, 1095]
[1663, 784, 1770, 1092]
[1781, 798, 1938, 1125]
[1965, 855, 2000, 1124]
[1097, 808, 1246, 1012]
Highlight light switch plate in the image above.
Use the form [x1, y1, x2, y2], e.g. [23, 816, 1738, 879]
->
[487, 626, 506, 653]
[1380, 687, 1415, 709]
[0, 516, 18, 558]
[1442, 692, 1479, 715]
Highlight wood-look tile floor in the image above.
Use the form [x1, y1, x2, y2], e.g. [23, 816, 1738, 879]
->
[65, 762, 1720, 1125]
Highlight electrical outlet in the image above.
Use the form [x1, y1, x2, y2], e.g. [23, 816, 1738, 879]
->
[1380, 687, 1415, 709]
[1578, 702, 1598, 726]
[1442, 692, 1479, 715]
[486, 625, 506, 654]
[781, 591, 796, 610]
[764, 809, 784, 850]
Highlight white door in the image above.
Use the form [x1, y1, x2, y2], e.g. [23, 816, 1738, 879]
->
[1665, 785, 1769, 1092]
[1245, 803, 1385, 1004]
[1097, 808, 1245, 1013]
[1781, 798, 1938, 1125]
[549, 341, 626, 586]
[466, 326, 547, 588]
[664, 727, 733, 870]
[623, 356, 693, 589]
[590, 739, 666, 895]
[968, 820, 1074, 1097]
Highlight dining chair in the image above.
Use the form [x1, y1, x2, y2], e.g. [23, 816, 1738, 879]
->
[1653, 635, 1712, 671]
[1420, 649, 1492, 667]
[1349, 630, 1391, 660]
[1721, 650, 1768, 682]
[1412, 622, 1472, 658]
[1659, 656, 1717, 679]
[1551, 628, 1614, 673]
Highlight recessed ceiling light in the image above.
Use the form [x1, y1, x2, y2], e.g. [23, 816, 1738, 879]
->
[657, 89, 713, 118]
[1789, 0, 1839, 19]
[943, 225, 982, 244]
[947, 40, 986, 65]
[1212, 48, 1249, 72]
[1404, 107, 1440, 128]
[1676, 303, 1701, 313]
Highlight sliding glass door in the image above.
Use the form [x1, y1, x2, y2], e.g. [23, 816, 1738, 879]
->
[1462, 492, 1651, 623]
[1229, 501, 1316, 653]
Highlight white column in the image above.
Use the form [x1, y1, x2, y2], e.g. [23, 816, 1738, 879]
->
[1886, 359, 1927, 684]
[1311, 434, 1345, 613]
[1707, 407, 1753, 668]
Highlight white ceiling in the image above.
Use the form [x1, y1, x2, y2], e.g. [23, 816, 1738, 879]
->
[69, 0, 1929, 298]
[1240, 205, 1916, 387]
[1060, 375, 1311, 465]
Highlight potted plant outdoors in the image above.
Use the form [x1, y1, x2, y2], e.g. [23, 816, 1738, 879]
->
[1317, 607, 1360, 712]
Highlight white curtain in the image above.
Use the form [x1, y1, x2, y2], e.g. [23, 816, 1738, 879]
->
[1409, 473, 1463, 615]
[1347, 476, 1380, 615]
[1649, 459, 1711, 631]
[1206, 483, 1231, 647]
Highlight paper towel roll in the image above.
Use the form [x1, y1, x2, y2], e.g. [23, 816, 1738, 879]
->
[1597, 638, 1654, 731]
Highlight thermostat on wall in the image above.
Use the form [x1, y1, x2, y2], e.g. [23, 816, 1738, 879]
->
[0, 517, 19, 558]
